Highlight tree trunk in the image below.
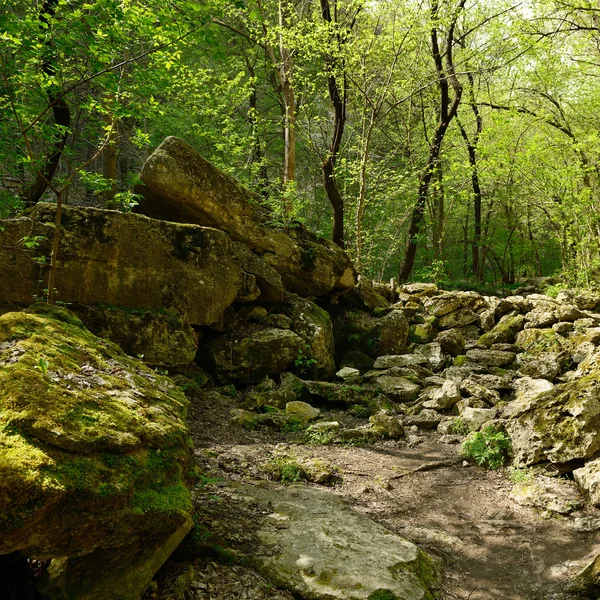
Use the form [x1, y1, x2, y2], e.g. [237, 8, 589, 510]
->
[22, 0, 71, 206]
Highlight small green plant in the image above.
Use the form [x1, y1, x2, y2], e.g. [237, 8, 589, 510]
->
[507, 466, 533, 484]
[461, 425, 511, 469]
[266, 455, 307, 483]
[280, 415, 303, 433]
[294, 343, 317, 375]
[304, 428, 335, 445]
[448, 418, 469, 436]
[34, 357, 49, 377]
[544, 283, 567, 299]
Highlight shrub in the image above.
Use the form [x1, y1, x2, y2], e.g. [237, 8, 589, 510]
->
[461, 426, 511, 469]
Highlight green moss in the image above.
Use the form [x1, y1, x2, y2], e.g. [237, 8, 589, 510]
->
[453, 355, 468, 366]
[132, 484, 192, 515]
[368, 590, 399, 600]
[390, 548, 440, 600]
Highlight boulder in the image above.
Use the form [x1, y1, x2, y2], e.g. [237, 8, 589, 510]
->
[340, 277, 390, 312]
[304, 381, 377, 405]
[422, 380, 461, 410]
[437, 308, 479, 330]
[465, 349, 516, 367]
[506, 372, 600, 466]
[0, 307, 193, 600]
[376, 376, 421, 403]
[459, 379, 500, 406]
[459, 406, 497, 431]
[135, 137, 356, 297]
[74, 306, 197, 367]
[374, 354, 428, 369]
[285, 401, 320, 422]
[574, 458, 600, 506]
[202, 327, 303, 384]
[231, 242, 285, 303]
[515, 328, 565, 355]
[208, 483, 440, 600]
[0, 203, 243, 326]
[477, 314, 526, 347]
[282, 295, 335, 380]
[510, 477, 584, 514]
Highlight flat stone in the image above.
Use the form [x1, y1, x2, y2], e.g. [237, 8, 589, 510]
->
[376, 376, 421, 403]
[423, 380, 461, 410]
[374, 354, 429, 369]
[235, 483, 440, 600]
[510, 476, 584, 514]
[459, 406, 497, 431]
[574, 458, 600, 506]
[285, 401, 320, 422]
[466, 349, 516, 366]
[336, 367, 361, 381]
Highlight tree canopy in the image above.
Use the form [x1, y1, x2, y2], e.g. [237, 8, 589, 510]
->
[2, 0, 600, 288]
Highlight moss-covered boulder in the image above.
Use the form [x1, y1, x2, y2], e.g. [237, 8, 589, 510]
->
[506, 371, 600, 466]
[74, 305, 197, 367]
[202, 327, 303, 384]
[135, 137, 357, 297]
[0, 307, 194, 600]
[0, 203, 243, 327]
[515, 328, 565, 355]
[477, 314, 526, 347]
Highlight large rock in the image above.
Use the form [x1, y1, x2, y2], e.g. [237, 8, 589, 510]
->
[282, 294, 335, 380]
[236, 483, 440, 600]
[506, 371, 600, 466]
[0, 203, 242, 326]
[202, 327, 303, 384]
[0, 307, 193, 599]
[574, 459, 600, 506]
[477, 314, 526, 347]
[135, 137, 356, 297]
[74, 306, 197, 367]
[333, 309, 409, 359]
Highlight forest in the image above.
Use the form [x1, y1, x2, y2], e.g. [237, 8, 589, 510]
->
[1, 0, 600, 289]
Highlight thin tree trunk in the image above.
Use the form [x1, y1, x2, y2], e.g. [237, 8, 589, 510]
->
[279, 0, 295, 206]
[22, 0, 71, 206]
[398, 0, 465, 282]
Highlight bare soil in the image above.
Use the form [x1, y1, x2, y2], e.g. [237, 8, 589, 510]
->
[164, 391, 600, 600]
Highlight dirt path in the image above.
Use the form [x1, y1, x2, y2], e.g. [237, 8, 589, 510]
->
[185, 393, 600, 600]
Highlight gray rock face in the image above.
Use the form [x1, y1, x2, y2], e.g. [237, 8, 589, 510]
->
[510, 477, 584, 514]
[423, 380, 461, 410]
[374, 354, 429, 369]
[459, 406, 497, 431]
[136, 137, 356, 297]
[0, 204, 242, 326]
[231, 483, 439, 600]
[437, 308, 479, 330]
[477, 314, 526, 347]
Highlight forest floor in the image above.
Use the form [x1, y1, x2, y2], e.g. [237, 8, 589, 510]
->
[154, 391, 600, 600]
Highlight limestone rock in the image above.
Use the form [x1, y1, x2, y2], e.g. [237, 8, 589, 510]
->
[0, 308, 193, 600]
[374, 354, 428, 369]
[515, 328, 565, 355]
[335, 367, 361, 382]
[574, 459, 600, 506]
[304, 381, 377, 405]
[0, 203, 242, 326]
[376, 376, 421, 403]
[459, 406, 498, 431]
[437, 308, 479, 330]
[283, 294, 335, 380]
[477, 314, 526, 347]
[436, 328, 466, 356]
[417, 342, 448, 372]
[510, 476, 584, 514]
[466, 348, 516, 366]
[285, 401, 320, 422]
[136, 137, 356, 297]
[228, 483, 440, 600]
[423, 380, 461, 410]
[333, 309, 409, 359]
[74, 306, 197, 367]
[405, 409, 442, 429]
[231, 242, 285, 303]
[202, 328, 303, 384]
[459, 379, 500, 406]
[340, 277, 390, 312]
[368, 413, 405, 439]
[507, 373, 600, 466]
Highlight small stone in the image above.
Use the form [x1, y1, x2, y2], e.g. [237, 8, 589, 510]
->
[374, 354, 428, 369]
[466, 349, 516, 366]
[459, 406, 497, 431]
[336, 367, 361, 381]
[422, 380, 461, 410]
[574, 458, 600, 506]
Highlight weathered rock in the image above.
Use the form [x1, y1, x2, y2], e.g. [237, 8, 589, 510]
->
[466, 349, 516, 366]
[437, 308, 479, 330]
[515, 328, 564, 355]
[510, 477, 584, 514]
[339, 351, 374, 372]
[423, 380, 461, 410]
[459, 406, 498, 431]
[202, 328, 303, 384]
[513, 377, 554, 404]
[333, 309, 409, 359]
[335, 367, 361, 382]
[417, 342, 448, 372]
[477, 314, 526, 347]
[231, 242, 285, 303]
[405, 409, 442, 429]
[507, 372, 600, 466]
[495, 296, 533, 317]
[74, 306, 197, 367]
[376, 376, 421, 403]
[340, 277, 390, 312]
[0, 203, 242, 326]
[0, 307, 193, 600]
[283, 294, 335, 380]
[304, 381, 377, 405]
[374, 354, 428, 369]
[285, 401, 320, 422]
[515, 352, 563, 381]
[436, 328, 466, 356]
[369, 413, 405, 439]
[409, 322, 438, 345]
[224, 483, 440, 600]
[459, 379, 501, 406]
[574, 459, 600, 506]
[136, 137, 356, 297]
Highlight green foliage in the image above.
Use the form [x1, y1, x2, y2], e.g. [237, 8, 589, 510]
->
[448, 418, 469, 436]
[304, 428, 335, 445]
[507, 467, 533, 484]
[294, 343, 317, 375]
[266, 455, 308, 483]
[461, 426, 511, 470]
[34, 357, 49, 377]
